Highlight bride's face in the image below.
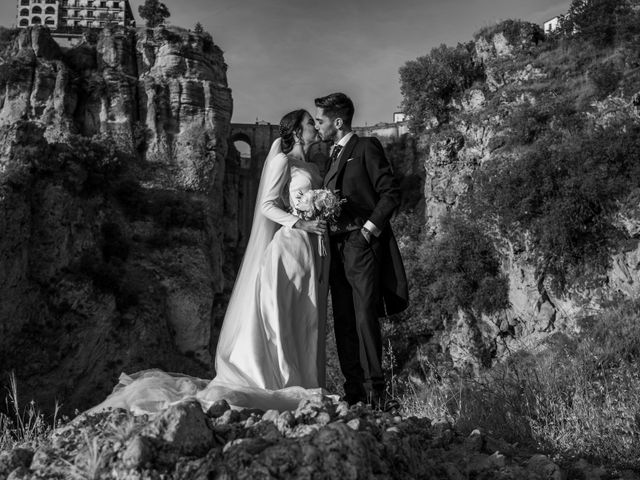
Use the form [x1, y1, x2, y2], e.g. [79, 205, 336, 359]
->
[299, 113, 319, 146]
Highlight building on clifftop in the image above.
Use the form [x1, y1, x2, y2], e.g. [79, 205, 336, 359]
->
[16, 0, 135, 45]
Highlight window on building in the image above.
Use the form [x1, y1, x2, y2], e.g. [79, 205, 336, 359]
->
[100, 1, 106, 6]
[45, 6, 55, 14]
[45, 17, 55, 25]
[32, 6, 42, 14]
[20, 0, 29, 5]
[74, 20, 80, 27]
[31, 16, 42, 24]
[113, 1, 119, 7]
[19, 18, 29, 26]
[20, 8, 29, 16]
[87, 10, 93, 16]
[87, 0, 93, 6]
[45, 0, 56, 3]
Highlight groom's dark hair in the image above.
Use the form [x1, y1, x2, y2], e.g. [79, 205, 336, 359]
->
[314, 93, 354, 127]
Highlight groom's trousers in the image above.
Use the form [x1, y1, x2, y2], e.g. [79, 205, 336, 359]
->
[329, 229, 384, 401]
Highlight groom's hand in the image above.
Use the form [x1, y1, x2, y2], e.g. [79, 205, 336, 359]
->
[295, 219, 327, 235]
[360, 227, 372, 243]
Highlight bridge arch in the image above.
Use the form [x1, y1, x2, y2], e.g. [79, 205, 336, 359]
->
[226, 122, 329, 251]
[227, 123, 278, 249]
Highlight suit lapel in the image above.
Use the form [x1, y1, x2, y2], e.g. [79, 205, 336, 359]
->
[324, 134, 359, 186]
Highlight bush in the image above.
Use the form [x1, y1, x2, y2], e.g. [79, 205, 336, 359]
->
[4, 134, 131, 196]
[474, 19, 544, 46]
[146, 191, 206, 230]
[0, 54, 36, 89]
[469, 121, 640, 289]
[503, 97, 583, 146]
[0, 27, 19, 53]
[562, 0, 640, 47]
[413, 213, 509, 322]
[399, 42, 484, 130]
[589, 58, 624, 98]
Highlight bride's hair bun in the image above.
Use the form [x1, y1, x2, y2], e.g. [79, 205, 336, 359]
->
[279, 109, 308, 154]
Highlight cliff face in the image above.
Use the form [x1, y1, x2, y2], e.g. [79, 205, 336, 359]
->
[417, 24, 640, 373]
[0, 26, 234, 413]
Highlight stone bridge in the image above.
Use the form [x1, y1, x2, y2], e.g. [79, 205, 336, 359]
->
[227, 123, 281, 248]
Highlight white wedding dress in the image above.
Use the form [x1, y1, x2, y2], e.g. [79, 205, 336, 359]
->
[86, 139, 330, 415]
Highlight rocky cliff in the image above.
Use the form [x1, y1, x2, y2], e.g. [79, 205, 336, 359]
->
[407, 22, 640, 374]
[0, 26, 234, 413]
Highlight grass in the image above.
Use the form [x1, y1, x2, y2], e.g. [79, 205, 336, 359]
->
[63, 432, 112, 480]
[389, 301, 640, 469]
[0, 372, 60, 451]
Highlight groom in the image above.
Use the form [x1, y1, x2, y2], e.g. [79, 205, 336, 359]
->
[315, 92, 409, 408]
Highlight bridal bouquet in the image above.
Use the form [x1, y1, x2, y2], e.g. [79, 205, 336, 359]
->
[293, 189, 346, 256]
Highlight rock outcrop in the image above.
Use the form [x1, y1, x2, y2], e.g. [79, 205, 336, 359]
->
[0, 26, 234, 413]
[416, 20, 640, 373]
[1, 396, 612, 480]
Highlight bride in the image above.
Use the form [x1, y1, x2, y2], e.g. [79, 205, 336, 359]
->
[87, 110, 331, 415]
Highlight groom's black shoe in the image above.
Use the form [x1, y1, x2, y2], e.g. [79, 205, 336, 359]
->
[369, 390, 401, 413]
[341, 393, 367, 407]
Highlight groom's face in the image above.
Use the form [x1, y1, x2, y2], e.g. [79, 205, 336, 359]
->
[314, 107, 338, 143]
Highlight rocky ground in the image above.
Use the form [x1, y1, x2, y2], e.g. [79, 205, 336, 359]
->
[1, 395, 635, 480]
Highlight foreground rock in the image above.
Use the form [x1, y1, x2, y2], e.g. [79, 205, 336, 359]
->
[5, 395, 632, 480]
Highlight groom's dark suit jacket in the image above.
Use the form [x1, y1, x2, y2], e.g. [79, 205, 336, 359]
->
[325, 134, 409, 316]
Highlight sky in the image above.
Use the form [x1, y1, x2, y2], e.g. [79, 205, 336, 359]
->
[1, 0, 570, 126]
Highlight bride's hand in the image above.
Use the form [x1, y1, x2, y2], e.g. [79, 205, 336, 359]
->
[295, 219, 327, 235]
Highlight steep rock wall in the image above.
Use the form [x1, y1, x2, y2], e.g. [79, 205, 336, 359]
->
[0, 26, 234, 413]
[417, 24, 640, 373]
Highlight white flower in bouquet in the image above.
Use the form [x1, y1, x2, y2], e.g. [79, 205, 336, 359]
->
[293, 189, 345, 256]
[294, 191, 318, 220]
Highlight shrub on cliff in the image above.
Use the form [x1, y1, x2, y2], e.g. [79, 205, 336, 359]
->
[399, 42, 484, 131]
[0, 27, 19, 54]
[561, 0, 640, 47]
[2, 133, 131, 196]
[139, 0, 170, 28]
[469, 121, 640, 289]
[409, 213, 509, 323]
[474, 19, 544, 46]
[588, 58, 624, 98]
[0, 54, 36, 90]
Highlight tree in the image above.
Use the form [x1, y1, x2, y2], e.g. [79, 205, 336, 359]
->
[562, 0, 636, 46]
[399, 42, 483, 132]
[138, 0, 170, 28]
[194, 22, 203, 34]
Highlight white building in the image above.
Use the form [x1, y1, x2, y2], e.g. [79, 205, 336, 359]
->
[16, 0, 135, 30]
[393, 112, 407, 123]
[543, 15, 564, 34]
[17, 0, 60, 29]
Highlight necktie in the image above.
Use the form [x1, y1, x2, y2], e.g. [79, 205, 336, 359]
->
[330, 144, 343, 164]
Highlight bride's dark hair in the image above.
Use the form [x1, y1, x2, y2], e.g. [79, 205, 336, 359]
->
[279, 109, 308, 154]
